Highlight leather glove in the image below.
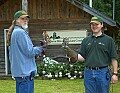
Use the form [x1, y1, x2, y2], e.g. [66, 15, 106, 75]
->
[35, 40, 47, 58]
[39, 40, 46, 46]
[40, 45, 47, 55]
[35, 44, 47, 58]
[63, 47, 78, 62]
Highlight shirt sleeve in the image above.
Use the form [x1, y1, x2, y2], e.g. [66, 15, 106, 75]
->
[79, 38, 86, 59]
[109, 37, 118, 60]
[16, 30, 43, 57]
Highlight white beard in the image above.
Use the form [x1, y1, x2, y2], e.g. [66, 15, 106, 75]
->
[17, 18, 28, 30]
[22, 24, 28, 30]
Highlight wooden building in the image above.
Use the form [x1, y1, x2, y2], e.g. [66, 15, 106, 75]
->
[0, 0, 120, 75]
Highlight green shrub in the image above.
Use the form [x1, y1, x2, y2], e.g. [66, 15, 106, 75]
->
[37, 57, 84, 80]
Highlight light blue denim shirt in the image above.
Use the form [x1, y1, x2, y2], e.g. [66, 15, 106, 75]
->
[9, 26, 43, 77]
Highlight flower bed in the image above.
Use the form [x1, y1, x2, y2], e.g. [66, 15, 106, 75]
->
[37, 57, 84, 80]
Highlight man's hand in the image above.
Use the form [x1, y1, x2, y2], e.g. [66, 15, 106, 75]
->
[39, 40, 46, 46]
[39, 40, 47, 55]
[111, 74, 118, 84]
[40, 45, 47, 55]
[63, 47, 78, 62]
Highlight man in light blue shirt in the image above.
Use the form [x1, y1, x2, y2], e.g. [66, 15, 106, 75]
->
[7, 10, 46, 93]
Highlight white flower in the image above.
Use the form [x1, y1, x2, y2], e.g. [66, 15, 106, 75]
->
[55, 74, 58, 78]
[51, 79, 55, 80]
[45, 61, 48, 63]
[42, 71, 46, 74]
[79, 71, 82, 74]
[59, 74, 62, 77]
[44, 64, 47, 67]
[70, 64, 73, 67]
[59, 72, 62, 75]
[70, 77, 74, 79]
[61, 66, 63, 69]
[36, 74, 39, 76]
[79, 75, 82, 78]
[74, 76, 76, 79]
[68, 75, 71, 78]
[74, 71, 77, 73]
[48, 73, 52, 78]
[45, 74, 48, 77]
[67, 73, 70, 75]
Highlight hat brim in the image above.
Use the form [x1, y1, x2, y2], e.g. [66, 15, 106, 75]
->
[89, 21, 100, 24]
[20, 15, 30, 18]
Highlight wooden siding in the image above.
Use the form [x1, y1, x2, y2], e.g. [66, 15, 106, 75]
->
[0, 0, 21, 21]
[28, 0, 90, 19]
[0, 0, 91, 75]
[0, 0, 91, 21]
[28, 0, 91, 62]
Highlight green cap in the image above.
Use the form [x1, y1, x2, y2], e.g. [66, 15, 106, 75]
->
[90, 16, 103, 23]
[14, 10, 30, 19]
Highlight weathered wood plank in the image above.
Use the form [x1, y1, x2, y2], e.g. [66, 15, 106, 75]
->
[33, 0, 37, 18]
[0, 0, 91, 21]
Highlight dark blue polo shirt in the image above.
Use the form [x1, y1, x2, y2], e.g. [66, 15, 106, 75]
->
[79, 33, 117, 67]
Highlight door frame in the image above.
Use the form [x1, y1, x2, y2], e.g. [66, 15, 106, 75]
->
[4, 29, 9, 75]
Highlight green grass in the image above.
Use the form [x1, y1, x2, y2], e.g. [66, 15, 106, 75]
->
[0, 79, 120, 93]
[35, 79, 85, 93]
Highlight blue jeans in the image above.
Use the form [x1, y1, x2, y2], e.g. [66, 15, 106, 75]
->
[84, 67, 111, 93]
[15, 76, 34, 93]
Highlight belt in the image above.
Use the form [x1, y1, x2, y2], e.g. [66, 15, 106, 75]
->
[86, 66, 108, 70]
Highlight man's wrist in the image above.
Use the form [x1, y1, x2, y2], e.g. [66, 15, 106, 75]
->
[113, 72, 118, 76]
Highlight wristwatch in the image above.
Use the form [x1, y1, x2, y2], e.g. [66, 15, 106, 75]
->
[113, 72, 118, 76]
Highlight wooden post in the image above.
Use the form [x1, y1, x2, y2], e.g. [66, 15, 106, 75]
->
[22, 0, 29, 32]
[22, 0, 28, 13]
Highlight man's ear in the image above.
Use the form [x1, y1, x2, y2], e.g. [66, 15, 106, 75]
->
[16, 18, 20, 23]
[101, 22, 103, 27]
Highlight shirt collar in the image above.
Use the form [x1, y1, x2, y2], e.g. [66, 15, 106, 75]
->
[14, 25, 28, 33]
[92, 33, 105, 37]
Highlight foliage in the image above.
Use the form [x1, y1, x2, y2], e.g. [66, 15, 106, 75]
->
[116, 31, 120, 46]
[37, 57, 84, 80]
[115, 31, 120, 76]
[115, 0, 120, 23]
[79, 0, 120, 23]
[80, 0, 112, 17]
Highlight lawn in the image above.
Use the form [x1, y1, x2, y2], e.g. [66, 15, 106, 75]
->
[0, 79, 120, 93]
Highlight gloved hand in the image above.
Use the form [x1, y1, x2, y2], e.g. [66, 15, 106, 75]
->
[63, 47, 71, 54]
[39, 40, 47, 46]
[40, 45, 47, 55]
[63, 47, 78, 62]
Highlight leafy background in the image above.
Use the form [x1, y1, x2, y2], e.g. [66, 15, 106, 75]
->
[80, 0, 120, 23]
